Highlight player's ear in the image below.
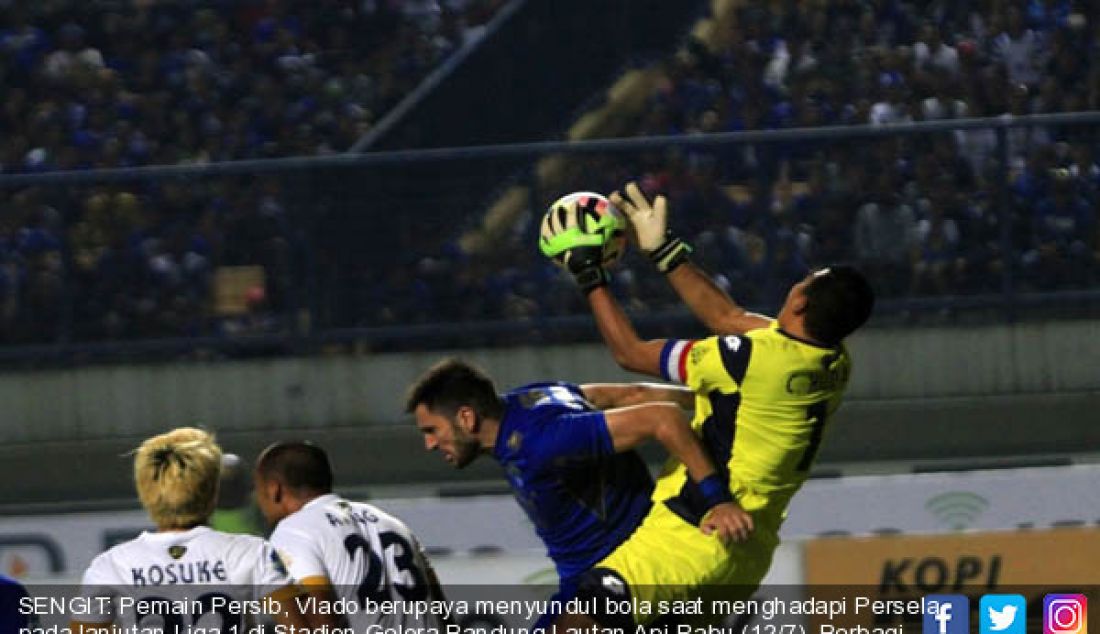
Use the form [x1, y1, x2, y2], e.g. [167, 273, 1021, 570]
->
[456, 405, 478, 433]
[270, 479, 283, 504]
[791, 287, 809, 316]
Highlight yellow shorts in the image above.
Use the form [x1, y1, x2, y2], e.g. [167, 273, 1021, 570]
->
[580, 502, 780, 626]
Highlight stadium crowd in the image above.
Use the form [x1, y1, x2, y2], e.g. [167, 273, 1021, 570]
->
[1, 0, 503, 168]
[388, 0, 1100, 330]
[0, 0, 1096, 345]
[0, 0, 505, 343]
[616, 0, 1100, 303]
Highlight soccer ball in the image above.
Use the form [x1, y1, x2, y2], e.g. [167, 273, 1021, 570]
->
[539, 192, 627, 267]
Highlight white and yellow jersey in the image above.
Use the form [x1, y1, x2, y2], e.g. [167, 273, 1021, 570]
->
[269, 494, 444, 630]
[75, 526, 294, 630]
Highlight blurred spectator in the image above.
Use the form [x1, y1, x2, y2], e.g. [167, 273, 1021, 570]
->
[993, 7, 1046, 87]
[869, 77, 912, 125]
[921, 71, 967, 120]
[764, 35, 818, 94]
[913, 22, 959, 77]
[910, 192, 966, 295]
[221, 285, 282, 337]
[42, 23, 103, 80]
[1022, 169, 1096, 288]
[853, 171, 917, 292]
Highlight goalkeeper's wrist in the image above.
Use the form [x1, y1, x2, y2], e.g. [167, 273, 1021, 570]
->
[698, 473, 734, 509]
[650, 234, 692, 273]
[572, 266, 609, 295]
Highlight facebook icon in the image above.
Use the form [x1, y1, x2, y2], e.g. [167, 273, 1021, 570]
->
[924, 595, 970, 634]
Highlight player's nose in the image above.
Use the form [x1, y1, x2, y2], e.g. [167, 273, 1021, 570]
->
[424, 436, 438, 451]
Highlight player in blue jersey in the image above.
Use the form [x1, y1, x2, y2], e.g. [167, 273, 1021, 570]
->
[405, 358, 752, 628]
[0, 574, 31, 631]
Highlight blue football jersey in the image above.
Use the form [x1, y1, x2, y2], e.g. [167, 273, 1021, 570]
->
[0, 575, 30, 631]
[494, 382, 654, 587]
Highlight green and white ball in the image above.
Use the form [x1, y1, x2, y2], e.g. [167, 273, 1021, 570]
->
[539, 192, 627, 267]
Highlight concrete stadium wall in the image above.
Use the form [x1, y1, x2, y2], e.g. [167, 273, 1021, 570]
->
[3, 320, 1098, 444]
[2, 320, 1098, 506]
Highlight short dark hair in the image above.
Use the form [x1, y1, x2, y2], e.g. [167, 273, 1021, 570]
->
[255, 441, 333, 494]
[801, 265, 875, 346]
[404, 358, 504, 419]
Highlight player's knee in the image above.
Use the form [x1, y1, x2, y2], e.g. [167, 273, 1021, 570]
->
[573, 567, 637, 630]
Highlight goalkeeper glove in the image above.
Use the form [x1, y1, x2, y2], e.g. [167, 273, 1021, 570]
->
[610, 181, 692, 273]
[540, 199, 610, 295]
[562, 245, 609, 295]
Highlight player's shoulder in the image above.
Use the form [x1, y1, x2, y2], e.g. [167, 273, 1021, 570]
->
[82, 539, 139, 584]
[674, 324, 777, 386]
[742, 320, 783, 344]
[741, 321, 843, 358]
[189, 527, 270, 562]
[328, 497, 417, 539]
[274, 502, 320, 534]
[206, 529, 269, 550]
[504, 381, 582, 403]
[692, 320, 773, 349]
[91, 532, 149, 563]
[83, 549, 117, 580]
[271, 501, 342, 545]
[353, 501, 414, 535]
[286, 495, 410, 533]
[202, 530, 280, 579]
[503, 382, 589, 423]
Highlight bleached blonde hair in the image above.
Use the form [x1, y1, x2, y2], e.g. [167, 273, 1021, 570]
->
[134, 427, 222, 529]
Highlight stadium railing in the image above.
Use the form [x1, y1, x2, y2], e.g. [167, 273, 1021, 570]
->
[0, 111, 1096, 364]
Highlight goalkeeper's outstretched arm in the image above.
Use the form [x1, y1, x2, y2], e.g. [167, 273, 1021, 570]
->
[611, 182, 772, 335]
[665, 261, 773, 335]
[585, 285, 667, 378]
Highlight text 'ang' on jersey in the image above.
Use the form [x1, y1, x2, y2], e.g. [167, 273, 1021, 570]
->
[494, 382, 654, 586]
[268, 494, 444, 630]
[657, 321, 851, 525]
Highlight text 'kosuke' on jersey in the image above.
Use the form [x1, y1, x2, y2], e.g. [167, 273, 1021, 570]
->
[131, 559, 229, 585]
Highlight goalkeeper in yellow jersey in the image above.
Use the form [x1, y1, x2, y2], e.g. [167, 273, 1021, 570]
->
[541, 183, 874, 629]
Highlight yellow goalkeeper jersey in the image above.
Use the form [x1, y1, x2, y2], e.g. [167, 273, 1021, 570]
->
[655, 320, 851, 524]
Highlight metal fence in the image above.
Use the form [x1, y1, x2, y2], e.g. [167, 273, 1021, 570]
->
[0, 112, 1097, 364]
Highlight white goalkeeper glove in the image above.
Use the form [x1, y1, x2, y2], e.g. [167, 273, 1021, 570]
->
[610, 181, 692, 273]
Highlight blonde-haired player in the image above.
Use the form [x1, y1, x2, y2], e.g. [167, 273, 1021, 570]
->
[71, 427, 324, 633]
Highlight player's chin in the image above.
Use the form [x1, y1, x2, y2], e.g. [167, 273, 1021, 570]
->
[451, 453, 476, 469]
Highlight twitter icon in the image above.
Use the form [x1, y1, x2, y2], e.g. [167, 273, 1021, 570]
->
[982, 594, 1027, 634]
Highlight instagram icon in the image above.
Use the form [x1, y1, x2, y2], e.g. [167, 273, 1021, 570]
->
[1045, 595, 1088, 634]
